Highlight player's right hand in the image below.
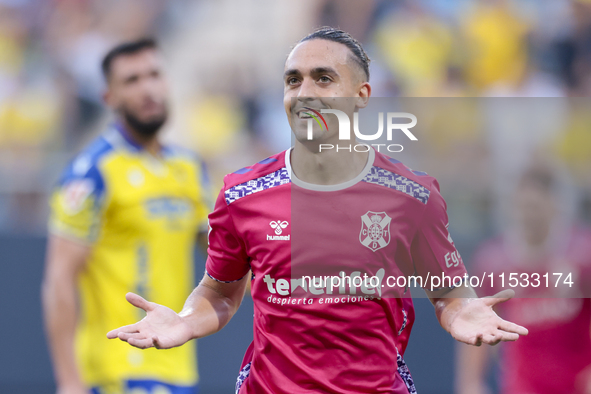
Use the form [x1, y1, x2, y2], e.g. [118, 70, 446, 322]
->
[106, 292, 194, 349]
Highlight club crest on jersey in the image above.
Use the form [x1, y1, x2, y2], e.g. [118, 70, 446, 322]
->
[360, 211, 391, 252]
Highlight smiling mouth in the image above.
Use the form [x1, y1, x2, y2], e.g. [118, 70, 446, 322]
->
[297, 111, 313, 119]
[296, 107, 324, 118]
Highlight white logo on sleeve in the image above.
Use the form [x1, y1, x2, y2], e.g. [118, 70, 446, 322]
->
[445, 223, 454, 244]
[360, 211, 391, 252]
[62, 179, 94, 215]
[268, 220, 290, 241]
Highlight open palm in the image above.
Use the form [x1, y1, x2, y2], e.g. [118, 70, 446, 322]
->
[107, 293, 194, 349]
[450, 290, 528, 346]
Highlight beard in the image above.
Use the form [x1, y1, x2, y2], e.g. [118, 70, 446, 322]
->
[122, 106, 168, 137]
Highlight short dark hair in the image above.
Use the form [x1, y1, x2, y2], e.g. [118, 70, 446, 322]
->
[101, 38, 158, 81]
[299, 27, 370, 81]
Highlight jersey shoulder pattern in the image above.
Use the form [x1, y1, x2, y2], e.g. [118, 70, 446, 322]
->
[49, 135, 115, 242]
[58, 135, 114, 189]
[363, 151, 437, 204]
[224, 151, 290, 205]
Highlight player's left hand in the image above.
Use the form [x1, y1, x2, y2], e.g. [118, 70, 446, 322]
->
[106, 292, 194, 349]
[449, 289, 528, 346]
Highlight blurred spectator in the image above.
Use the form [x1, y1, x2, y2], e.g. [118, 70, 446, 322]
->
[374, 2, 457, 96]
[554, 0, 591, 95]
[556, 100, 591, 191]
[460, 0, 531, 92]
[0, 0, 169, 233]
[456, 159, 591, 394]
[0, 0, 591, 242]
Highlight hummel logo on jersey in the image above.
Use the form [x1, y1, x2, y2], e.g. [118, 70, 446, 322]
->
[360, 212, 391, 252]
[270, 220, 289, 235]
[268, 220, 290, 241]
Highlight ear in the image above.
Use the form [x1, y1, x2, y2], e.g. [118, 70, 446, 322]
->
[356, 82, 371, 109]
[103, 89, 112, 107]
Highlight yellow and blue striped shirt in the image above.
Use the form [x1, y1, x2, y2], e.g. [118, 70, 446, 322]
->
[49, 125, 211, 388]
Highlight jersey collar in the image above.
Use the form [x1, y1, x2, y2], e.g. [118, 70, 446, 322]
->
[112, 122, 144, 152]
[285, 147, 375, 192]
[107, 123, 168, 156]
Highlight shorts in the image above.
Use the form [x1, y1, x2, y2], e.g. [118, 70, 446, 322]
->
[90, 379, 199, 394]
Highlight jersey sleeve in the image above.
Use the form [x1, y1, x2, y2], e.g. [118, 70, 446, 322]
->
[48, 159, 107, 244]
[205, 184, 250, 282]
[410, 179, 467, 289]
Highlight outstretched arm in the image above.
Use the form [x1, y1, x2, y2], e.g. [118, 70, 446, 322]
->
[107, 272, 248, 349]
[426, 285, 528, 346]
[42, 235, 91, 394]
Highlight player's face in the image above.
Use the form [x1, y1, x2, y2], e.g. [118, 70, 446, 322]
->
[105, 49, 169, 135]
[283, 39, 370, 143]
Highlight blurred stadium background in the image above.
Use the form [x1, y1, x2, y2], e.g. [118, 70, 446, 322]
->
[1, 0, 591, 393]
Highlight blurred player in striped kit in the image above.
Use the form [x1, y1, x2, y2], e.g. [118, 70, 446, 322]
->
[457, 161, 591, 394]
[43, 39, 211, 394]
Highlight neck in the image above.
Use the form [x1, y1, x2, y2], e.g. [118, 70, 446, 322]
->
[290, 139, 370, 185]
[120, 119, 161, 156]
